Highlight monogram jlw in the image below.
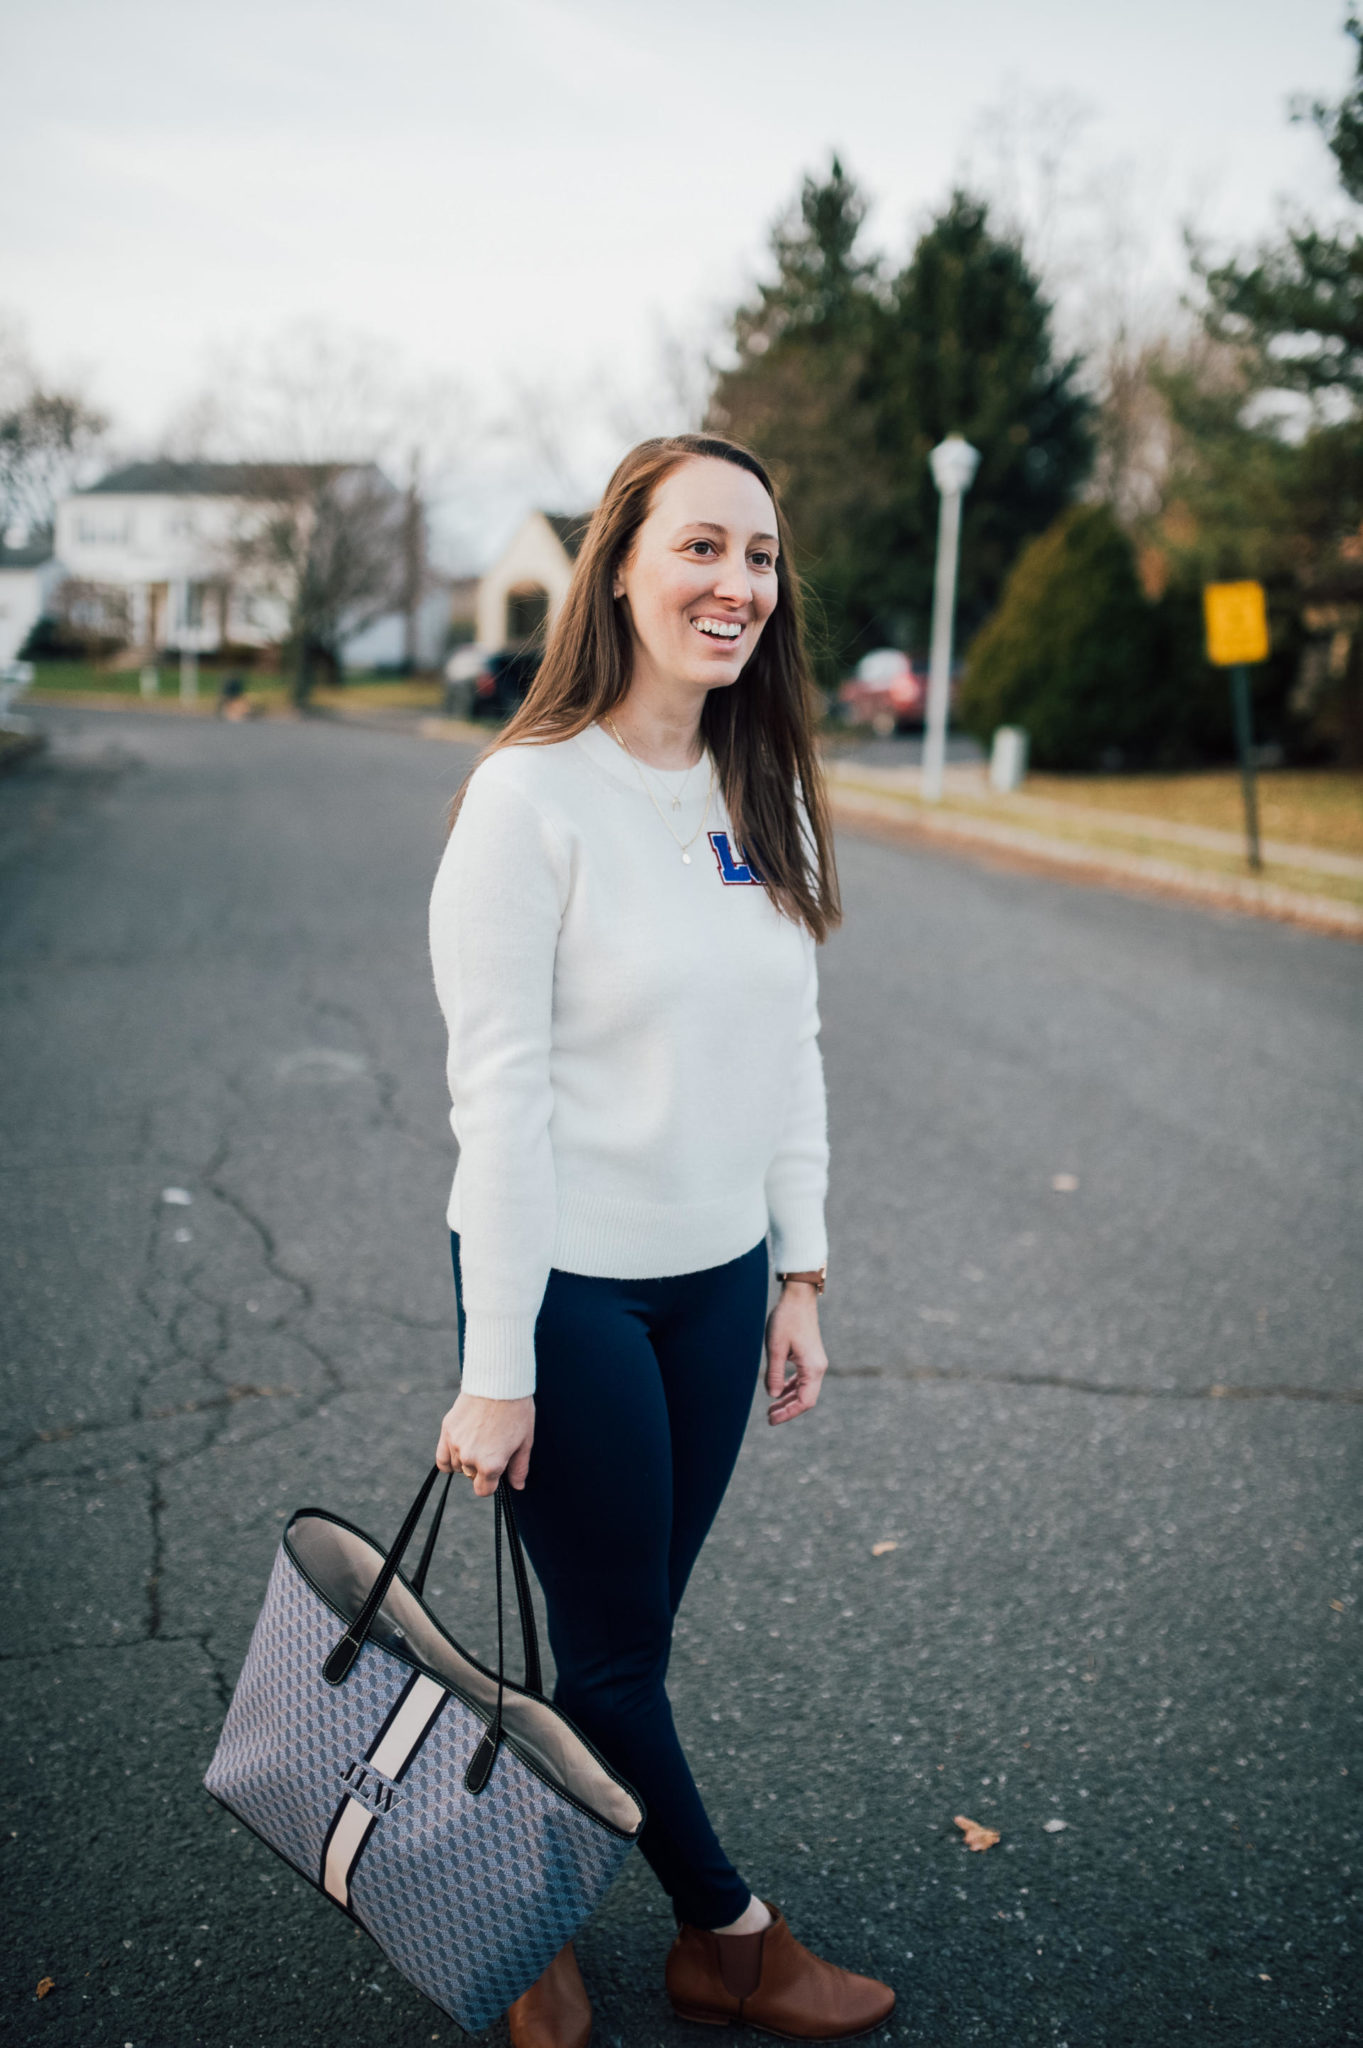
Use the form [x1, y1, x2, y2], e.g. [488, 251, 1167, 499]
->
[340, 1758, 402, 1814]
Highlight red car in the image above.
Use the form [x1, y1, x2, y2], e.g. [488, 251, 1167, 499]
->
[837, 648, 927, 734]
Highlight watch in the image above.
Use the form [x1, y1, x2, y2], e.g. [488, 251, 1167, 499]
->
[776, 1267, 826, 1295]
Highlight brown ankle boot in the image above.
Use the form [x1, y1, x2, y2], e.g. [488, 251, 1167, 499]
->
[666, 1902, 894, 2039]
[507, 1938, 592, 2048]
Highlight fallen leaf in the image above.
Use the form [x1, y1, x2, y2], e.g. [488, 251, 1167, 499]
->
[1051, 1173, 1079, 1193]
[1043, 1818, 1068, 1833]
[953, 1815, 1000, 1851]
[872, 1541, 898, 1557]
[35, 1978, 55, 2000]
[1330, 1599, 1345, 1612]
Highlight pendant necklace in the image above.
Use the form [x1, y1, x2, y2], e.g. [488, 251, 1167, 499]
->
[602, 715, 716, 865]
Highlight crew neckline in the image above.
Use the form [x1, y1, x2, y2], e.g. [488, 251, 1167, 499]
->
[576, 719, 711, 789]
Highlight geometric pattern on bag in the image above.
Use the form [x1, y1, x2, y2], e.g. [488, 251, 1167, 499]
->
[205, 1545, 408, 1882]
[352, 1699, 633, 2023]
[204, 1469, 643, 2034]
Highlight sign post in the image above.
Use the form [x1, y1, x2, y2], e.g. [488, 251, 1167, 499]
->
[1203, 581, 1269, 873]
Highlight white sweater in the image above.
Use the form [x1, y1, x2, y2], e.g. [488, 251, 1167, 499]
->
[428, 720, 829, 1398]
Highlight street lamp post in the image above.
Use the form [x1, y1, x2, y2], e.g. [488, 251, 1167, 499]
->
[922, 434, 980, 801]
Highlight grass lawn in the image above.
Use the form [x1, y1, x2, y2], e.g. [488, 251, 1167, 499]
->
[311, 677, 443, 712]
[25, 661, 156, 696]
[827, 756, 1363, 915]
[1022, 769, 1363, 858]
[24, 663, 443, 713]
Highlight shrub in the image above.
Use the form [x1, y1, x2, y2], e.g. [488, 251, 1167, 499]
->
[953, 501, 1203, 770]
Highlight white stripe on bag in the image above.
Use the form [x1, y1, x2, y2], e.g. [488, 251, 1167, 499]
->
[323, 1673, 446, 1907]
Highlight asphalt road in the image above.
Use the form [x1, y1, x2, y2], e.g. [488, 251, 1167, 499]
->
[2, 707, 1359, 2048]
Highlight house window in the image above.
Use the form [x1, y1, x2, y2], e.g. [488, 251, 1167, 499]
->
[76, 514, 132, 546]
[184, 582, 205, 628]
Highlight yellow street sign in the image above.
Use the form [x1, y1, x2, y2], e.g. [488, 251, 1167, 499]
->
[1204, 581, 1269, 667]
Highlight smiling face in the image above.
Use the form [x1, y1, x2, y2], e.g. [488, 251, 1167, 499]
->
[613, 455, 780, 697]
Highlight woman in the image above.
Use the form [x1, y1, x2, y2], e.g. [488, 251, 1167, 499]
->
[428, 434, 895, 2046]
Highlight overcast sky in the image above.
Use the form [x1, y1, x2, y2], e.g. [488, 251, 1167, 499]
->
[2, 0, 1356, 556]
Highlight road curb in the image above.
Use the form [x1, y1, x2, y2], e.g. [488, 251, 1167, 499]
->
[830, 786, 1363, 942]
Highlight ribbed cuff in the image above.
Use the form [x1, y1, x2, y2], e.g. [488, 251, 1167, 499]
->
[767, 1199, 828, 1276]
[457, 1312, 538, 1399]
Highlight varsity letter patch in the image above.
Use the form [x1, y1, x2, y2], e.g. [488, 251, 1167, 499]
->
[708, 831, 766, 886]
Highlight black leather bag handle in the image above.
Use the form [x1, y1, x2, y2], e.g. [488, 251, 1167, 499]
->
[407, 1467, 542, 1696]
[501, 1480, 543, 1695]
[322, 1467, 543, 1754]
[410, 1472, 452, 1597]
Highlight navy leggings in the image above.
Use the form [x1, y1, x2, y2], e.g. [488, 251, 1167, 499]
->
[449, 1232, 769, 1928]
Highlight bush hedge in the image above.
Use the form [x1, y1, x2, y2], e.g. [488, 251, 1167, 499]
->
[956, 504, 1242, 771]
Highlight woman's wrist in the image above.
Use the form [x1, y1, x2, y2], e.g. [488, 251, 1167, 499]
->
[776, 1265, 826, 1296]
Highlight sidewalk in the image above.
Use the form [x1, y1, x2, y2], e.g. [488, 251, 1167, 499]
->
[826, 760, 1363, 940]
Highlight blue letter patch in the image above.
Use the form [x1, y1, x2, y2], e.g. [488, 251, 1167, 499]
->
[708, 831, 766, 886]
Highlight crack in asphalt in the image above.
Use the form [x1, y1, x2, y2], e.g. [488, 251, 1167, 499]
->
[203, 1146, 318, 1320]
[307, 985, 446, 1155]
[146, 1465, 166, 1639]
[0, 1385, 298, 1471]
[0, 1630, 235, 1676]
[827, 1363, 1363, 1403]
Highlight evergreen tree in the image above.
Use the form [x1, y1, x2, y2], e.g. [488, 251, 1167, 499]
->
[861, 192, 1094, 651]
[1201, 12, 1363, 404]
[730, 156, 878, 353]
[711, 180, 1092, 680]
[708, 159, 881, 681]
[956, 505, 1159, 769]
[1188, 12, 1363, 760]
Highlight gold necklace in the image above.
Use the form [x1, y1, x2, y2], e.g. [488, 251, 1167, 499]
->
[602, 715, 716, 866]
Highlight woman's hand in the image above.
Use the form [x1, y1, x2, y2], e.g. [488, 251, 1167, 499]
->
[436, 1392, 535, 1496]
[764, 1281, 828, 1425]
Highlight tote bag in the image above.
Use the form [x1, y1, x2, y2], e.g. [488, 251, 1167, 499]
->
[204, 1465, 644, 2032]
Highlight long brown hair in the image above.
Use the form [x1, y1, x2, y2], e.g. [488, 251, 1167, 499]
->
[453, 434, 840, 941]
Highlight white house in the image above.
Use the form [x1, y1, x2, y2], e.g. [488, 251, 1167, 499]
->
[54, 461, 294, 652]
[53, 459, 447, 668]
[0, 538, 65, 665]
[476, 510, 588, 650]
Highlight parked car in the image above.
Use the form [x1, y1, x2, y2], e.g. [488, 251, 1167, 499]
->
[837, 648, 928, 734]
[443, 645, 543, 721]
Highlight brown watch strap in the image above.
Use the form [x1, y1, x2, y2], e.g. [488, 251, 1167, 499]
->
[776, 1267, 826, 1294]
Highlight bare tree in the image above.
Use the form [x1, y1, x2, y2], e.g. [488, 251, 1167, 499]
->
[227, 460, 406, 701]
[167, 325, 465, 700]
[475, 315, 721, 545]
[961, 86, 1197, 529]
[0, 323, 107, 542]
[399, 447, 427, 674]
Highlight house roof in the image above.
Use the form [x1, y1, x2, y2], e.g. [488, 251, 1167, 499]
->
[0, 538, 56, 569]
[543, 511, 591, 559]
[79, 459, 387, 498]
